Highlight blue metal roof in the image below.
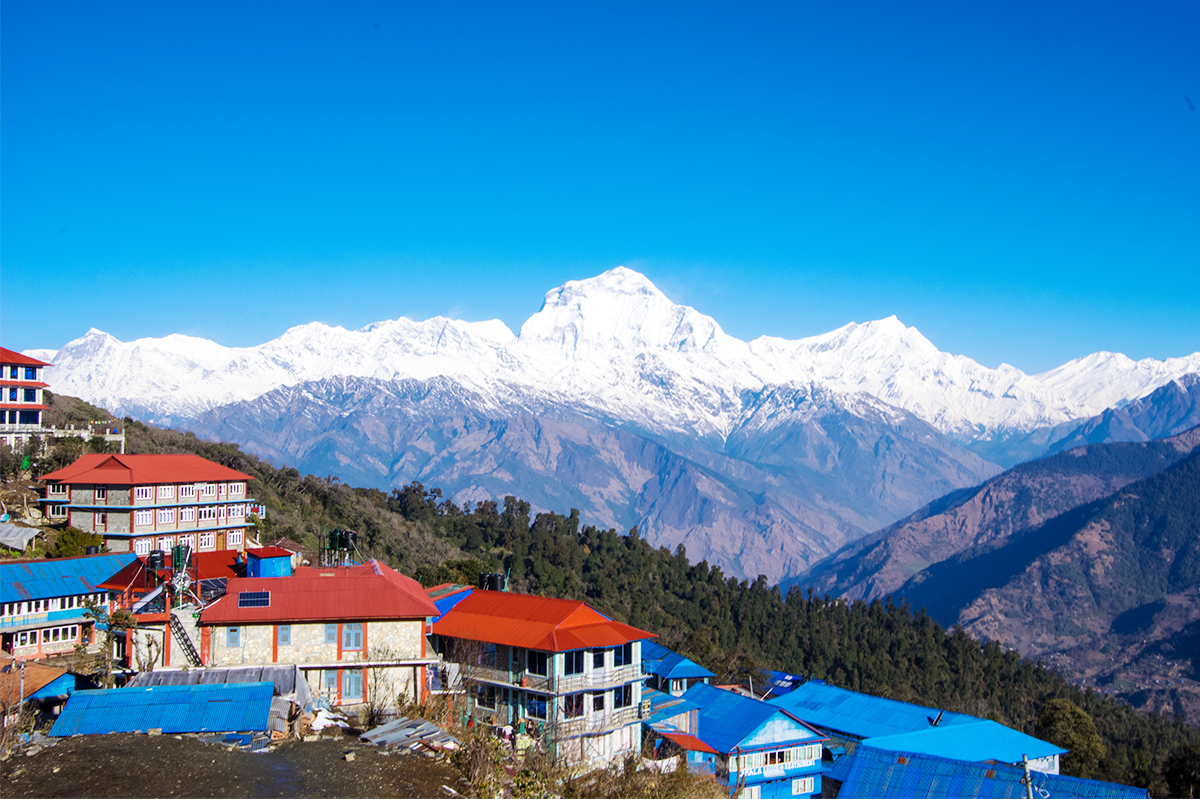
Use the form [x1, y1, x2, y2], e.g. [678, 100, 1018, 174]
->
[827, 745, 1147, 799]
[50, 681, 274, 736]
[684, 683, 823, 755]
[763, 670, 806, 698]
[641, 640, 716, 680]
[865, 719, 1064, 764]
[0, 554, 137, 603]
[770, 681, 977, 739]
[642, 686, 702, 728]
[431, 587, 473, 624]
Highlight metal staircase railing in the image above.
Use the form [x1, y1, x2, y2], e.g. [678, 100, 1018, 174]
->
[169, 611, 203, 667]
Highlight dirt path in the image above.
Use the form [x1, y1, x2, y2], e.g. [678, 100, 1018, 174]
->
[0, 731, 466, 799]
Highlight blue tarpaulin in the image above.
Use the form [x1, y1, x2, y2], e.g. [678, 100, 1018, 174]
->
[50, 681, 274, 736]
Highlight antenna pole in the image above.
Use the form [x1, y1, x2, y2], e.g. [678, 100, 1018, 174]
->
[1021, 754, 1033, 800]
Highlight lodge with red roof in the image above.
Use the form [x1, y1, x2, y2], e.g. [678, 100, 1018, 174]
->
[197, 559, 440, 709]
[39, 454, 258, 555]
[428, 584, 655, 767]
[0, 347, 50, 451]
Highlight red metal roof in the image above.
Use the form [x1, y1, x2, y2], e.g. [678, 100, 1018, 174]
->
[0, 348, 51, 367]
[431, 590, 655, 652]
[200, 560, 438, 625]
[659, 731, 719, 754]
[246, 546, 292, 559]
[99, 550, 245, 592]
[39, 454, 254, 485]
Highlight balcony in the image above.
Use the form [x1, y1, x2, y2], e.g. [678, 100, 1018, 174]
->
[549, 705, 641, 738]
[477, 664, 643, 693]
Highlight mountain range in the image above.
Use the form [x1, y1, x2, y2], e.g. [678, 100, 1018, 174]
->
[29, 267, 1200, 584]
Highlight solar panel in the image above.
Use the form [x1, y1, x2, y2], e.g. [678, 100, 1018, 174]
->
[237, 591, 270, 608]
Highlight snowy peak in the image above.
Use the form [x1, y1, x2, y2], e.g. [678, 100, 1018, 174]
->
[518, 266, 729, 355]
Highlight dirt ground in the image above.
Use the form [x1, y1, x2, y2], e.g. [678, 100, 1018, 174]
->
[0, 731, 467, 799]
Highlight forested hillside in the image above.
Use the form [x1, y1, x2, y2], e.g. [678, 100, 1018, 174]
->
[32, 394, 1200, 794]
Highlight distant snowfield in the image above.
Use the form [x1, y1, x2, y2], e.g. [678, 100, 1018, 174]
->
[33, 266, 1200, 441]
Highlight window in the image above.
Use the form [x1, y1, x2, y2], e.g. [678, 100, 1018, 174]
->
[180, 507, 196, 522]
[94, 487, 107, 501]
[226, 627, 241, 647]
[199, 506, 218, 520]
[527, 651, 547, 676]
[342, 622, 363, 651]
[592, 649, 605, 669]
[563, 693, 584, 719]
[792, 777, 814, 796]
[476, 685, 496, 709]
[95, 513, 107, 528]
[198, 531, 214, 549]
[277, 625, 291, 646]
[342, 669, 363, 701]
[180, 485, 196, 499]
[613, 642, 633, 666]
[179, 534, 195, 551]
[227, 529, 243, 546]
[23, 388, 36, 403]
[614, 684, 632, 709]
[219, 483, 226, 496]
[48, 484, 67, 496]
[592, 692, 605, 713]
[134, 486, 153, 501]
[325, 623, 338, 644]
[477, 643, 496, 668]
[24, 367, 36, 381]
[8, 367, 16, 379]
[230, 482, 245, 496]
[158, 486, 175, 500]
[238, 591, 270, 608]
[323, 669, 337, 693]
[157, 537, 173, 551]
[6, 388, 15, 402]
[134, 510, 153, 526]
[227, 504, 244, 519]
[200, 483, 217, 497]
[564, 651, 584, 675]
[157, 508, 175, 524]
[134, 539, 151, 556]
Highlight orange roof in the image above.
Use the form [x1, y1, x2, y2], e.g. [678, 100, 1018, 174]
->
[39, 454, 254, 485]
[0, 348, 51, 367]
[431, 590, 655, 652]
[659, 731, 719, 754]
[0, 656, 68, 706]
[200, 560, 438, 625]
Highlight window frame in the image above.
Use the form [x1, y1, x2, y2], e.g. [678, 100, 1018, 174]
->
[342, 622, 363, 651]
[564, 650, 584, 676]
[277, 624, 291, 647]
[526, 650, 548, 676]
[226, 627, 241, 647]
[325, 623, 338, 645]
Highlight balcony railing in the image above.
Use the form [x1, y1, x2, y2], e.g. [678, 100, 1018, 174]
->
[472, 664, 643, 693]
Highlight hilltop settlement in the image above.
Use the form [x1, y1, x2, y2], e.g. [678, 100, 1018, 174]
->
[0, 346, 1177, 799]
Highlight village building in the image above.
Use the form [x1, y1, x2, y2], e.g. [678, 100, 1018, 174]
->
[38, 454, 258, 555]
[658, 682, 827, 799]
[769, 680, 1064, 775]
[0, 348, 50, 451]
[198, 559, 439, 712]
[641, 640, 714, 696]
[0, 553, 137, 660]
[427, 585, 655, 768]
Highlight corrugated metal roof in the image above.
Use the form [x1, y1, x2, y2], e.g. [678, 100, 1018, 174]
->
[50, 681, 274, 736]
[0, 348, 51, 367]
[642, 641, 716, 680]
[200, 559, 437, 624]
[427, 585, 473, 623]
[827, 745, 1148, 799]
[684, 683, 823, 755]
[247, 547, 292, 559]
[431, 589, 655, 651]
[660, 731, 718, 754]
[100, 550, 243, 593]
[0, 553, 138, 603]
[39, 454, 254, 485]
[0, 656, 73, 705]
[643, 686, 703, 727]
[865, 719, 1065, 763]
[770, 680, 977, 739]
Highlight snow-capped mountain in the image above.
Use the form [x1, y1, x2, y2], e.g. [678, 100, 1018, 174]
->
[38, 267, 1200, 440]
[32, 267, 1200, 583]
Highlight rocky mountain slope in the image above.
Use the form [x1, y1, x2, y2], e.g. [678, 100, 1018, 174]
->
[795, 426, 1200, 601]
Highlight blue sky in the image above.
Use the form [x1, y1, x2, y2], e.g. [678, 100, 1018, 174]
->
[2, 1, 1196, 373]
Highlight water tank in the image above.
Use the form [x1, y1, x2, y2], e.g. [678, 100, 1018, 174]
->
[147, 550, 165, 570]
[488, 573, 505, 592]
[85, 545, 101, 555]
[344, 529, 358, 548]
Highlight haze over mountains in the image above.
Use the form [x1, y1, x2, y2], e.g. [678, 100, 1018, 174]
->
[31, 267, 1200, 584]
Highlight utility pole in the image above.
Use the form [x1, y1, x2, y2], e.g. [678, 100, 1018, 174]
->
[1020, 753, 1034, 800]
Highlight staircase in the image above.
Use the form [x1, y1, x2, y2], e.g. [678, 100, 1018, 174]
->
[169, 609, 203, 667]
